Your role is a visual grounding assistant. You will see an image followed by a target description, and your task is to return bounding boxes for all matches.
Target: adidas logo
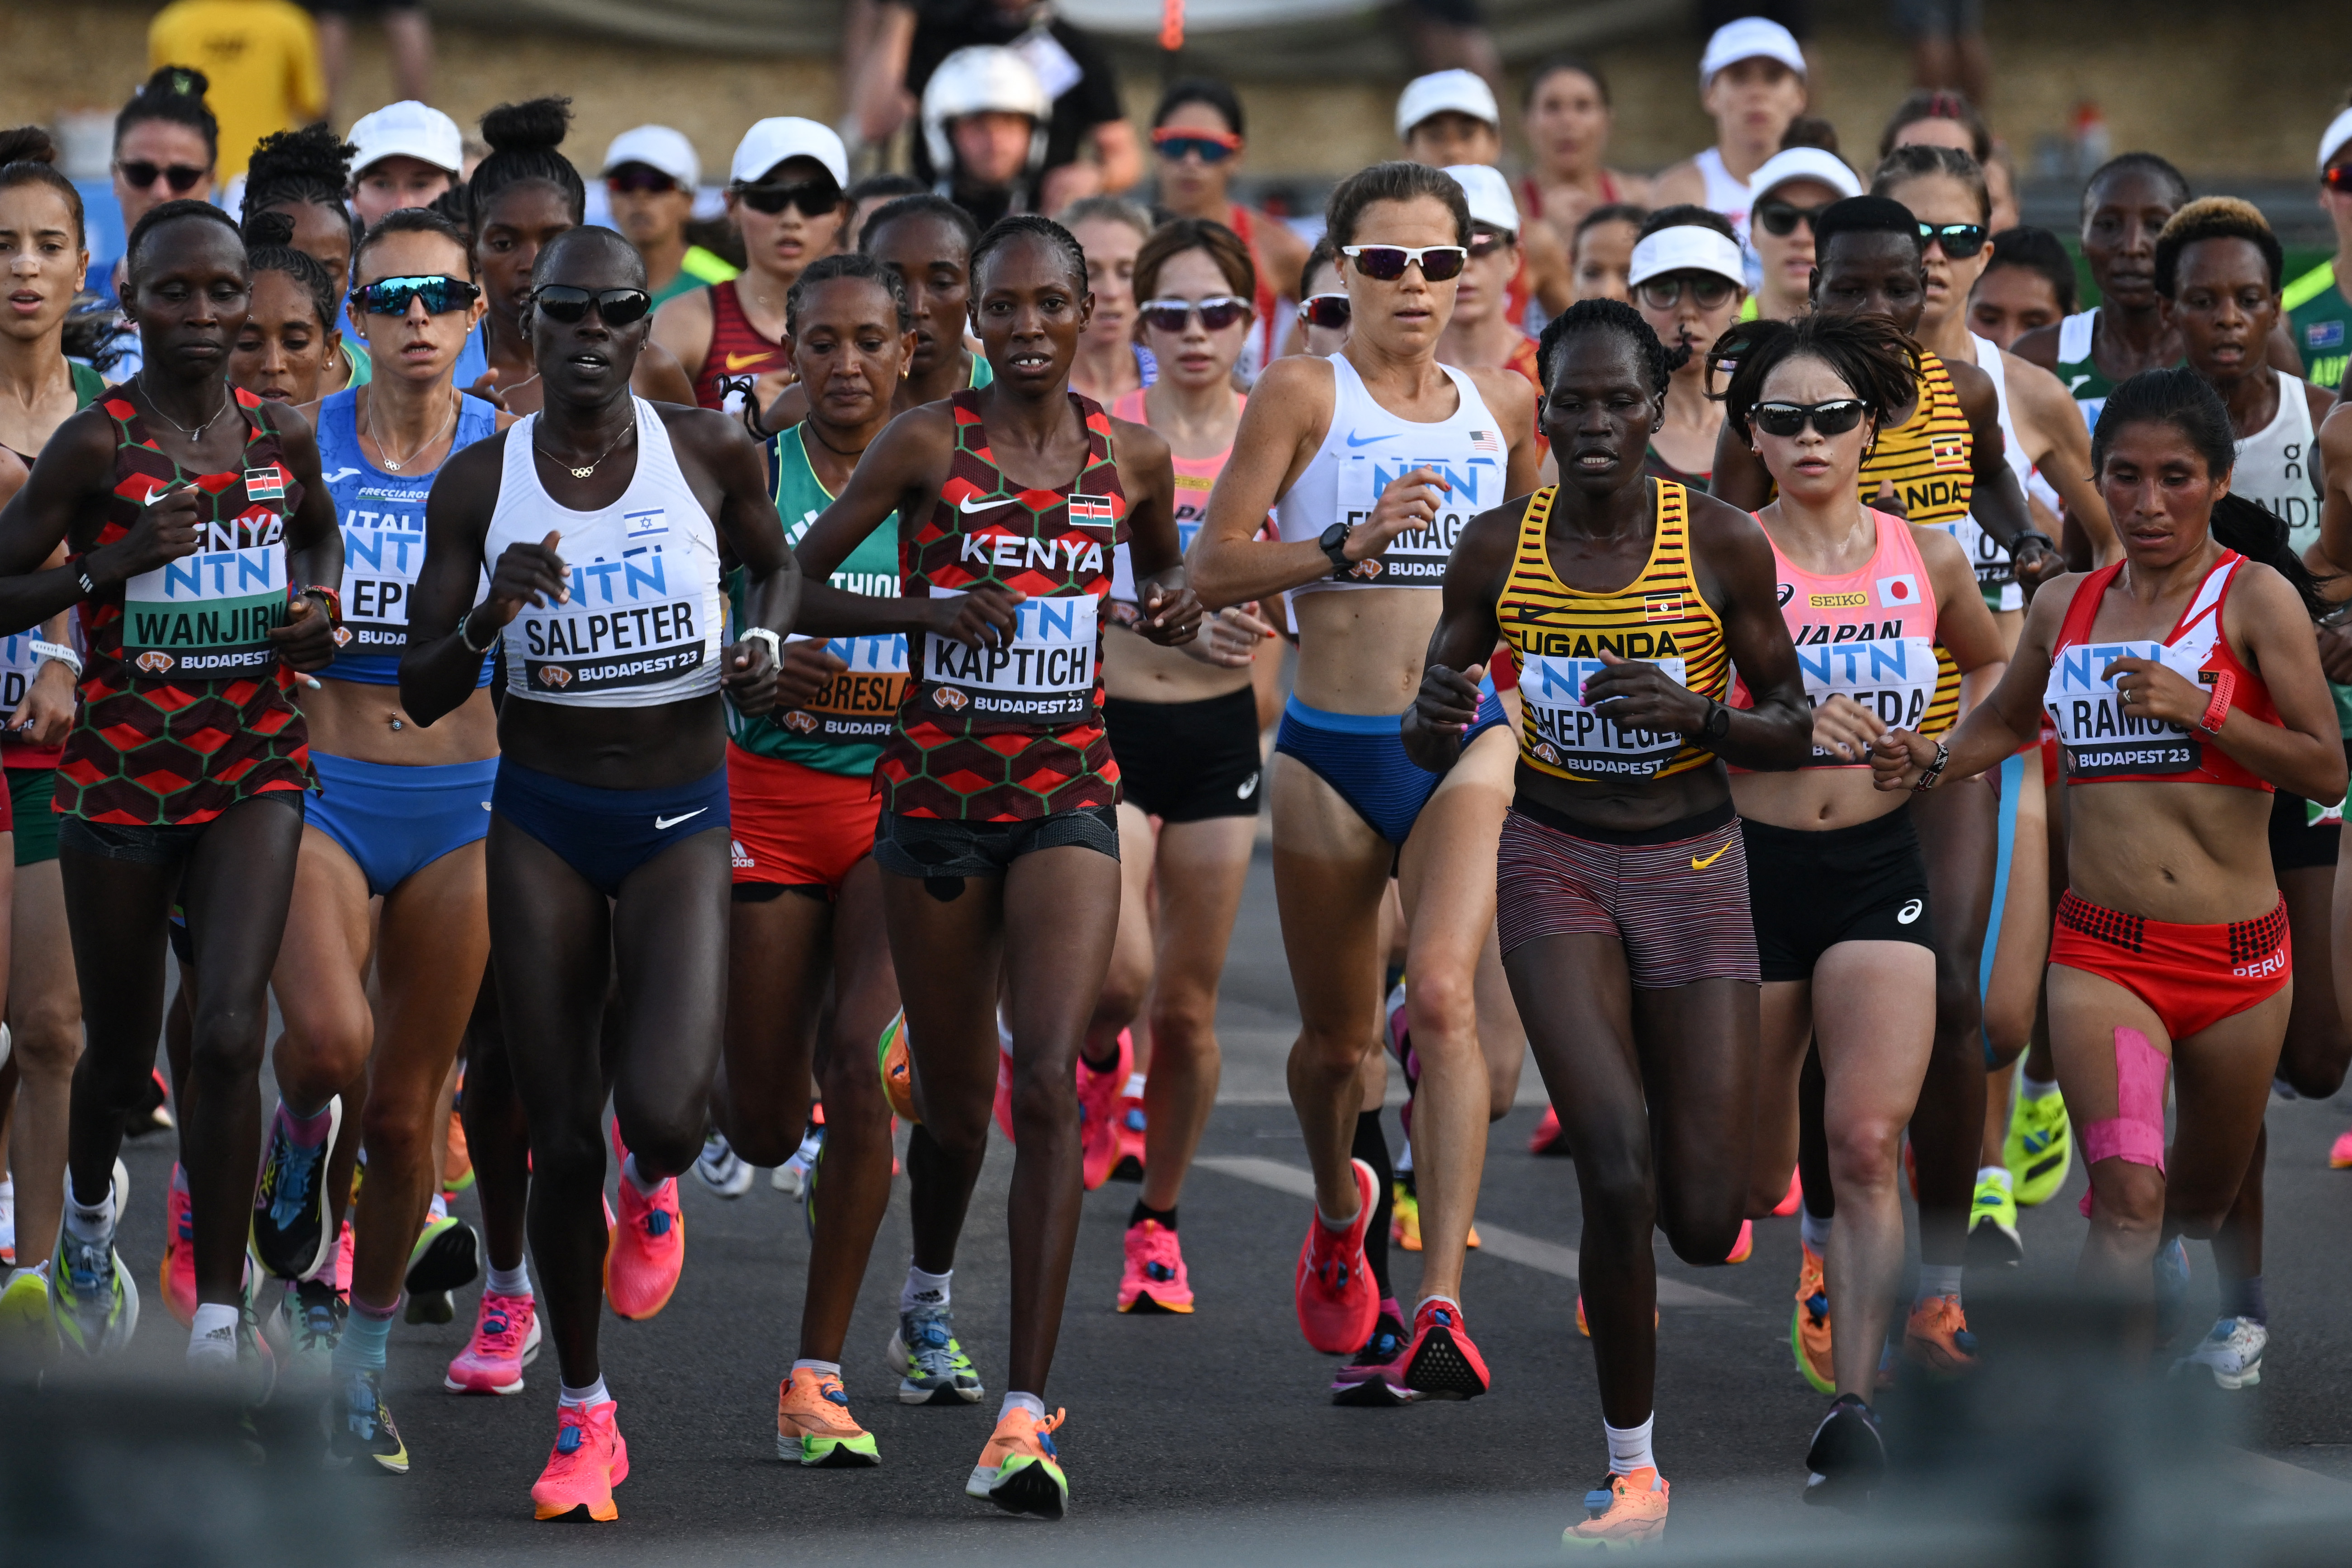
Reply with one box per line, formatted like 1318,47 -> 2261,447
731,839 -> 754,869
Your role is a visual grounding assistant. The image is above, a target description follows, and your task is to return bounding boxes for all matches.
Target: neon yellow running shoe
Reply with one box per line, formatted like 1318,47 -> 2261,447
2004,1086 -> 2072,1207
1391,1181 -> 1421,1252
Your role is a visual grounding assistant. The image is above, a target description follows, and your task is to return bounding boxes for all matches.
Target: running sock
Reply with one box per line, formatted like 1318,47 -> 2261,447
1799,1209 -> 1832,1255
999,1390 -> 1046,1424
620,1154 -> 662,1196
275,1098 -> 336,1146
2020,1072 -> 2060,1101
1917,1264 -> 1964,1305
902,1265 -> 951,1314
486,1261 -> 534,1299
2225,1274 -> 2267,1326
64,1180 -> 113,1243
791,1358 -> 843,1381
188,1304 -> 238,1366
1316,1200 -> 1360,1233
1604,1414 -> 1657,1476
1395,1137 -> 1416,1176
559,1376 -> 611,1410
1978,1165 -> 2013,1193
1352,1109 -> 1395,1300
335,1297 -> 398,1374
428,1191 -> 450,1222
1128,1200 -> 1176,1231
1121,1072 -> 1146,1100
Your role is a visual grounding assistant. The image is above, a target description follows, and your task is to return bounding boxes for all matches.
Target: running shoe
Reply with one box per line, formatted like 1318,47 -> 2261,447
1771,1167 -> 1803,1218
50,1200 -> 138,1359
1112,1086 -> 1146,1181
1528,1105 -> 1572,1157
605,1174 -> 685,1322
966,1405 -> 1067,1520
1391,1179 -> 1422,1252
406,1213 -> 482,1295
1330,1305 -> 1413,1406
1077,1030 -> 1131,1192
1902,1294 -> 1977,1374
1790,1242 -> 1834,1395
2152,1236 -> 2192,1351
1295,1157 -> 1379,1354
1402,1297 -> 1489,1400
0,1180 -> 14,1267
1573,1295 -> 1655,1337
1116,1218 -> 1193,1314
333,1219 -> 354,1297
878,1011 -> 917,1123
1725,1219 -> 1753,1264
327,1366 -> 411,1474
2173,1316 -> 2266,1390
162,1166 -> 198,1327
250,1097 -> 344,1281
993,1022 -> 1016,1143
126,1066 -> 175,1136
2004,1087 -> 2073,1207
1967,1171 -> 2023,1269
532,1399 -> 628,1522
2331,1128 -> 2352,1170
772,1124 -> 823,1198
776,1368 -> 881,1466
1563,1468 -> 1668,1550
443,1106 -> 474,1195
890,1303 -> 984,1403
288,1275 -> 347,1388
445,1290 -> 541,1394
1803,1393 -> 1885,1509
693,1130 -> 756,1199
0,1262 -> 57,1367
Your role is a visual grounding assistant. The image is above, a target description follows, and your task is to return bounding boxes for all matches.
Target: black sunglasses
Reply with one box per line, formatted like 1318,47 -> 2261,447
1139,296 -> 1251,334
1750,398 -> 1868,439
1297,293 -> 1350,330
1637,274 -> 1738,311
354,274 -> 482,317
734,179 -> 842,217
608,167 -> 681,195
1755,198 -> 1832,237
1917,222 -> 1988,259
2323,165 -> 2352,194
1342,244 -> 1469,283
118,160 -> 207,193
531,285 -> 653,326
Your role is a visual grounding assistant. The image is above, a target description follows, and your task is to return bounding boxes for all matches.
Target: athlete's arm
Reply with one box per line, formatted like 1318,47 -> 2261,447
1400,494 -> 1519,773
399,437 -> 515,726
0,406 -> 123,634
1520,222 -> 1575,317
1646,159 -> 1706,210
2182,562 -> 2346,803
1706,417 -> 1773,512
1949,357 -> 2059,590
2317,404 -> 2352,575
2003,349 -> 2117,564
1465,365 -> 1544,497
633,342 -> 699,407
1915,524 -> 2006,678
1110,416 -> 1202,646
678,406 -> 803,715
2008,320 -> 2062,375
256,402 -> 345,674
650,287 -> 715,386
1875,574 -> 2078,790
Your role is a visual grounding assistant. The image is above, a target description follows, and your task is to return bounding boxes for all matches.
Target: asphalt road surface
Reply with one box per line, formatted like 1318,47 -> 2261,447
56,840 -> 2352,1564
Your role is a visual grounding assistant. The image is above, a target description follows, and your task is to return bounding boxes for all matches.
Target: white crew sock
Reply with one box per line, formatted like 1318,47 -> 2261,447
1799,1209 -> 1831,1254
1121,1072 -> 1146,1099
486,1261 -> 533,1299
559,1376 -> 610,1409
64,1178 -> 113,1243
1395,1138 -> 1415,1176
791,1358 -> 842,1381
1917,1264 -> 1964,1304
187,1303 -> 238,1366
902,1265 -> 951,1314
428,1190 -> 450,1222
1978,1165 -> 2012,1190
2020,1073 -> 2059,1101
999,1390 -> 1045,1424
1605,1414 -> 1656,1475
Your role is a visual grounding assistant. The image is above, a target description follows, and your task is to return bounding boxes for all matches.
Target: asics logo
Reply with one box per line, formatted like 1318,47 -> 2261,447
1690,844 -> 1729,871
1345,431 -> 1396,448
1237,771 -> 1259,798
1897,898 -> 1923,925
655,809 -> 708,830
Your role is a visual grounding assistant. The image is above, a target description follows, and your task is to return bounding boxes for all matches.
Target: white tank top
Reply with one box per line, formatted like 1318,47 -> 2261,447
486,396 -> 723,707
1272,353 -> 1506,598
1695,148 -> 1764,289
1955,332 -> 2031,611
2234,372 -> 2321,558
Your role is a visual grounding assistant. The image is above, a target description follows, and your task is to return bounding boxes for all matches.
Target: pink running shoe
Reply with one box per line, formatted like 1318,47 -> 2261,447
1116,1218 -> 1193,1313
1772,1167 -> 1804,1217
1726,1219 -> 1754,1264
2331,1128 -> 2352,1169
332,1220 -> 354,1298
532,1399 -> 629,1522
1528,1106 -> 1572,1157
604,1123 -> 685,1321
1078,1030 -> 1132,1191
445,1290 -> 542,1394
161,1164 -> 198,1328
992,1020 -> 1016,1143
1295,1157 -> 1379,1354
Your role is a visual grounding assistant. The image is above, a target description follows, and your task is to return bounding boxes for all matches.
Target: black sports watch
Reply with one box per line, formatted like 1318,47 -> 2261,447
1318,521 -> 1355,577
1700,699 -> 1732,741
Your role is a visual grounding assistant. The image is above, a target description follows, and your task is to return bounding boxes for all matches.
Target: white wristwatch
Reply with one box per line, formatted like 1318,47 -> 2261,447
31,639 -> 81,680
740,626 -> 783,667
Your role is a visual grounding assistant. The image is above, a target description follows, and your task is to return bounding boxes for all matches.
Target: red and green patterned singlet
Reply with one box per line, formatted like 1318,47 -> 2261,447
878,389 -> 1126,821
58,389 -> 313,825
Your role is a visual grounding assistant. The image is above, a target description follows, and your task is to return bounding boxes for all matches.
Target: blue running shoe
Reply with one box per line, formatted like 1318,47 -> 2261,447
250,1098 -> 343,1281
889,1304 -> 983,1404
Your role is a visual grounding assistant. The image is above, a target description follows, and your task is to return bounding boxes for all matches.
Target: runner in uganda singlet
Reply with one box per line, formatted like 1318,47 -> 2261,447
878,389 -> 1125,821
1858,350 -> 1973,737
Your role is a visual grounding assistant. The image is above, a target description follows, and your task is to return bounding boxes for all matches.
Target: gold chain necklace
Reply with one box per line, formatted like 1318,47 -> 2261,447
364,389 -> 458,472
535,416 -> 634,479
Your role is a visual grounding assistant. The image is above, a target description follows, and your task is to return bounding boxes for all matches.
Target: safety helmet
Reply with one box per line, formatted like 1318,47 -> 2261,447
922,46 -> 1051,181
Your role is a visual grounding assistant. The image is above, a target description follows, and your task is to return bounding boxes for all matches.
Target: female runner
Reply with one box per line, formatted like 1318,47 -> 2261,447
1403,298 -> 1810,1545
2012,154 -> 2195,430
229,214 -> 343,409
1518,57 -> 1650,253
1714,311 -> 2002,1497
790,214 -> 1197,1518
1877,90 -> 2017,236
1146,78 -> 1311,382
1967,226 -> 2076,351
0,198 -> 341,1367
1192,161 -> 1540,1400
241,126 -> 368,395
1061,196 -> 1151,404
96,69 -> 218,380
1627,207 -> 1745,491
1570,205 -> 1643,308
1745,147 -> 1860,326
1873,368 -> 2344,1356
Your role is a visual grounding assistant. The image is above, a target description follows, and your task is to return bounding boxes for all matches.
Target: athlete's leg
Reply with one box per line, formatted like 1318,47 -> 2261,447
1639,981 -> 1759,1267
268,831 -> 376,1125
714,888 -> 828,1167
1473,926 -> 1526,1119
1906,777 -> 1997,1276
1981,765 -> 2050,1075
1134,813 -> 1254,1211
2275,863 -> 2351,1097
460,973 -> 529,1278
608,832 -> 734,1182
883,872 -> 1006,1279
6,859 -> 80,1270
2164,995 -> 2291,1243
1086,803 -> 1157,1062
1747,981 -> 1813,1216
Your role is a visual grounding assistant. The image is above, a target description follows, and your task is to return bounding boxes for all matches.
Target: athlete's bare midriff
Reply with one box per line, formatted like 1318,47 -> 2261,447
1732,765 -> 1910,833
304,678 -> 498,766
1289,587 -> 1442,714
2063,780 -> 2278,924
1100,621 -> 1252,704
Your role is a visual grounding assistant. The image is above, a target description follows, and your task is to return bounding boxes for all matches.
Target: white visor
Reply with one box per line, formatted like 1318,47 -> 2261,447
1627,226 -> 1746,289
2320,106 -> 2352,173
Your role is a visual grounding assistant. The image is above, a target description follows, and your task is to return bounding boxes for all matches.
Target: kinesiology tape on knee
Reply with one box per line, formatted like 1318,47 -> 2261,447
2081,1026 -> 2168,1172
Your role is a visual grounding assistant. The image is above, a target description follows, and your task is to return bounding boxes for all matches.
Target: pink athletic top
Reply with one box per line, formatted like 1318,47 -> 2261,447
1106,387 -> 1241,614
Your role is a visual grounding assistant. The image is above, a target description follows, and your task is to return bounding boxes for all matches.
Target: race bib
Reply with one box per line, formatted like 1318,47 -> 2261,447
1110,514 -> 1204,613
923,594 -> 1097,722
513,546 -> 717,695
1933,516 -> 2013,591
1792,633 -> 1938,766
336,488 -> 432,654
775,631 -> 909,744
2044,637 -> 2209,779
0,628 -> 44,710
1518,653 -> 1691,779
1334,449 -> 1500,587
121,507 -> 289,678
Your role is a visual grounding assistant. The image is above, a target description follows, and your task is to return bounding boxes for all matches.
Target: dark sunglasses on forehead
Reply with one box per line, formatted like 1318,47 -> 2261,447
118,160 -> 206,193
1637,274 -> 1738,311
1754,197 -> 1832,237
1138,296 -> 1252,333
607,167 -> 681,195
1917,221 -> 1989,259
1343,244 -> 1469,282
530,285 -> 653,326
354,274 -> 482,317
734,178 -> 842,217
1152,127 -> 1242,165
1297,293 -> 1351,329
1750,398 -> 1868,439
2324,165 -> 2352,194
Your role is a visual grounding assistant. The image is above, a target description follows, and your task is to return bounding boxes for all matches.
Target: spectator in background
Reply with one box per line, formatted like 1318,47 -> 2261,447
347,100 -> 463,230
1967,225 -> 2075,350
1569,203 -> 1643,305
919,44 -> 1054,227
1396,70 -> 1572,321
1651,17 -> 1809,241
2286,100 -> 2352,393
601,126 -> 740,307
1881,89 -> 2016,233
1149,78 -> 1310,383
1397,0 -> 1502,94
1743,142 -> 1860,322
850,0 -> 1138,213
1518,56 -> 1650,255
148,0 -> 325,181
1893,0 -> 1988,108
305,0 -> 433,121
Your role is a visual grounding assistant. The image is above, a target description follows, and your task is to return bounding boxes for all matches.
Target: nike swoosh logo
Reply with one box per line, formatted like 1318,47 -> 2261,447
1345,432 -> 1396,448
723,351 -> 770,372
1690,844 -> 1729,870
958,495 -> 1009,513
2067,375 -> 2092,392
655,809 -> 708,830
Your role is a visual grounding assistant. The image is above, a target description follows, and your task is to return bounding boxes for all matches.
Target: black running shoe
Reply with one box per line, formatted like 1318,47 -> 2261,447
1803,1393 -> 1885,1509
250,1099 -> 343,1280
326,1367 -> 411,1474
405,1214 -> 482,1295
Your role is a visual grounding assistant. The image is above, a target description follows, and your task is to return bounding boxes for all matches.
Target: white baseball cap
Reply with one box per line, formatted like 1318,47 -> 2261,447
1443,165 -> 1518,236
730,117 -> 849,188
1698,17 -> 1808,91
1747,146 -> 1861,209
346,100 -> 463,178
1396,70 -> 1499,140
2319,106 -> 2352,173
602,125 -> 699,188
1628,224 -> 1747,289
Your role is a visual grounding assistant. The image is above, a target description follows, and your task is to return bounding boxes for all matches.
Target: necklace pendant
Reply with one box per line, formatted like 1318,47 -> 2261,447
568,464 -> 593,478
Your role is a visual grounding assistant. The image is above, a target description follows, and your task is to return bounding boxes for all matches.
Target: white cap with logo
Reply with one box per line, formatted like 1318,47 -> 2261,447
1396,70 -> 1500,140
347,100 -> 463,178
1698,17 -> 1808,91
1443,165 -> 1518,236
602,125 -> 699,188
731,117 -> 849,188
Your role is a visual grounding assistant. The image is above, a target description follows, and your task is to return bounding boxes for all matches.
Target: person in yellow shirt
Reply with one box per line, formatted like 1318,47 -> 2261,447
148,0 -> 326,181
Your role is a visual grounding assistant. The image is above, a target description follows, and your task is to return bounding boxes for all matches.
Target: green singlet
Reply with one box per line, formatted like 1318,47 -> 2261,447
2284,259 -> 2351,393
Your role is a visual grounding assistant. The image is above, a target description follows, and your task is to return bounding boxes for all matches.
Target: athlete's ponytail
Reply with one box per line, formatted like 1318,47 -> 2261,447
242,209 -> 340,335
2210,495 -> 2334,622
0,125 -> 85,250
468,98 -> 584,230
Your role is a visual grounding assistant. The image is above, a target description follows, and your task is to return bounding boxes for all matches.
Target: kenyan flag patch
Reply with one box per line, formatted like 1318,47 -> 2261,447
243,466 -> 286,502
1068,494 -> 1115,522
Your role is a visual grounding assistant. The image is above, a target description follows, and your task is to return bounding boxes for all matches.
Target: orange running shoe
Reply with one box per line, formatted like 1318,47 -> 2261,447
966,1405 -> 1067,1519
1902,1293 -> 1978,1374
1772,1167 -> 1803,1217
1294,1157 -> 1379,1353
1725,1219 -> 1753,1264
775,1368 -> 880,1466
1563,1467 -> 1669,1550
2331,1127 -> 2352,1169
444,1107 -> 475,1195
531,1399 -> 628,1521
1077,1031 -> 1131,1191
162,1165 -> 198,1328
603,1125 -> 685,1322
1575,1295 -> 1656,1338
1116,1219 -> 1193,1313
1790,1242 -> 1833,1394
877,1011 -> 917,1124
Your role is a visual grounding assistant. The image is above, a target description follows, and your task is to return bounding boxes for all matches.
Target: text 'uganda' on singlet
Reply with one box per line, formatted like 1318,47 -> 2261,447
62,388 -> 312,825
728,423 -> 907,778
1729,508 -> 1939,764
1105,387 -> 1244,622
1494,480 -> 1730,782
879,389 -> 1124,821
1273,354 -> 1505,594
2043,549 -> 2277,790
316,386 -> 500,686
485,397 -> 722,706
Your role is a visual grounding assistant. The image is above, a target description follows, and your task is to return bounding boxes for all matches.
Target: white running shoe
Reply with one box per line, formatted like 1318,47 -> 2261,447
693,1131 -> 756,1199
771,1126 -> 823,1196
2174,1316 -> 2266,1390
